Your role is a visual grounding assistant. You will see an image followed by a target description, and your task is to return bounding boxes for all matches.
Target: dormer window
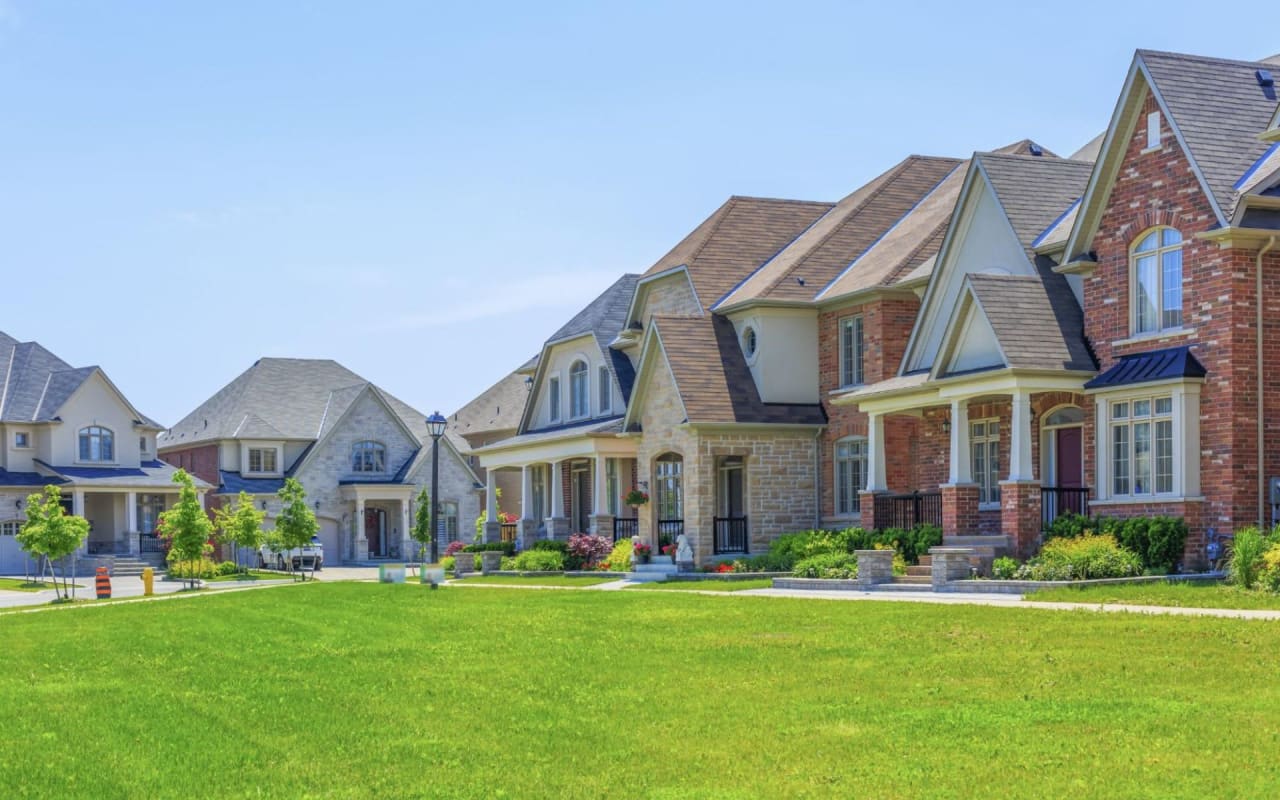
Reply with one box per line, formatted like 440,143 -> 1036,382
548,376 -> 561,423
570,360 -> 589,419
742,326 -> 758,359
78,426 -> 114,462
1132,227 -> 1183,334
14,432 -> 29,449
351,440 -> 386,473
248,448 -> 277,473
1145,111 -> 1161,150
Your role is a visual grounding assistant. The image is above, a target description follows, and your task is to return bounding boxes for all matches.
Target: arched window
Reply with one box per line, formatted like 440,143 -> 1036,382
351,440 -> 386,473
742,326 -> 758,359
1132,227 -> 1182,334
569,360 -> 589,418
78,426 -> 114,462
834,436 -> 868,515
654,453 -> 683,521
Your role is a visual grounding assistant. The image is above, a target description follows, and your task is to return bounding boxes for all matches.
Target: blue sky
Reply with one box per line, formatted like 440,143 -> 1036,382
0,1 -> 1272,427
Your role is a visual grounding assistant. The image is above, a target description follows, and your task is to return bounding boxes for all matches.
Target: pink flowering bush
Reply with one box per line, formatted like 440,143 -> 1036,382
444,540 -> 467,557
567,533 -> 612,568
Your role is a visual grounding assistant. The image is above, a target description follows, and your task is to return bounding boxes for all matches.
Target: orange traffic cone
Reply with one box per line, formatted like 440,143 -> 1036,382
95,566 -> 111,599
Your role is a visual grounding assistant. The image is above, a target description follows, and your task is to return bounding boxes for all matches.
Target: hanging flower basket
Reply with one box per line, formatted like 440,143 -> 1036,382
624,488 -> 649,508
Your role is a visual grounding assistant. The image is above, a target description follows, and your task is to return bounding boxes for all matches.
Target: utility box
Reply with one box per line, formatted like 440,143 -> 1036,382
1271,477 -> 1280,526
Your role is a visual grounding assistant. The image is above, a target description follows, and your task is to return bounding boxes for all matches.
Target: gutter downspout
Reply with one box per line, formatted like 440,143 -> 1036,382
814,427 -> 824,530
1259,236 -> 1277,528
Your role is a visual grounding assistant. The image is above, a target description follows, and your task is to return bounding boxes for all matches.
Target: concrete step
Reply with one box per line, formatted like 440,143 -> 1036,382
917,555 -> 933,567
892,575 -> 932,585
905,565 -> 931,577
632,562 -> 678,575
626,572 -> 670,583
869,582 -> 934,592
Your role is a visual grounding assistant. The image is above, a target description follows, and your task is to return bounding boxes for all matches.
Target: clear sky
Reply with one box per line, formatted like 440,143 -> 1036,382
1,1 -> 1273,427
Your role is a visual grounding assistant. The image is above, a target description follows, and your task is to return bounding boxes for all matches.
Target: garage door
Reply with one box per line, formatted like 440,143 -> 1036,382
1,522 -> 27,575
316,518 -> 340,566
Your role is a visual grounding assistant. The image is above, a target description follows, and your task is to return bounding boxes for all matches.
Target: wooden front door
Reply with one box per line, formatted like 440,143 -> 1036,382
365,508 -> 385,557
1055,427 -> 1083,487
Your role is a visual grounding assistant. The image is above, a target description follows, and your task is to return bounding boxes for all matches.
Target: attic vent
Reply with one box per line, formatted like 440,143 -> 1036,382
1259,69 -> 1275,88
795,277 -> 805,286
1028,143 -> 1044,156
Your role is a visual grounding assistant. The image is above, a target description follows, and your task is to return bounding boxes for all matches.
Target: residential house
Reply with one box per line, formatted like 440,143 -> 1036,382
448,362 -> 538,522
158,358 -> 481,563
0,331 -> 201,573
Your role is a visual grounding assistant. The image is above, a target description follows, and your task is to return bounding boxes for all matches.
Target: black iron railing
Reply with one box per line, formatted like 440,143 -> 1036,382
872,491 -> 942,531
657,519 -> 684,542
500,523 -> 518,543
713,516 -> 748,555
613,517 -> 639,542
1041,487 -> 1090,527
139,533 -> 165,553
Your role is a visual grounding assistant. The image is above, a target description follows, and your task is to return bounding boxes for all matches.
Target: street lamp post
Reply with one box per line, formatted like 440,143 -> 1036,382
425,411 -> 447,564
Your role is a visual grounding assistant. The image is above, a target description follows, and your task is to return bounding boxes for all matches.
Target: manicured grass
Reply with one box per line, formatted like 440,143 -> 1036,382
1028,580 -> 1280,610
203,570 -> 294,583
628,578 -> 774,591
0,578 -> 78,592
453,574 -> 617,587
3,584 -> 1280,797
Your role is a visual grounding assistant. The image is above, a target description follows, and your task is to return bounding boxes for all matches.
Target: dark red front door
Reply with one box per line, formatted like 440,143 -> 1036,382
365,509 -> 382,556
1056,428 -> 1083,488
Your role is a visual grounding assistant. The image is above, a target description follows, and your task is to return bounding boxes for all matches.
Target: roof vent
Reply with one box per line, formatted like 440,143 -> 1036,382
796,277 -> 806,286
1258,69 -> 1275,88
1028,143 -> 1044,156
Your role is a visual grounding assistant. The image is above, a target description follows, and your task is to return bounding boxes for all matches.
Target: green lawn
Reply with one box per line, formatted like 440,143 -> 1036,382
203,570 -> 295,583
453,574 -> 618,587
2,584 -> 1280,797
628,578 -> 774,592
1028,580 -> 1280,610
0,578 -> 76,592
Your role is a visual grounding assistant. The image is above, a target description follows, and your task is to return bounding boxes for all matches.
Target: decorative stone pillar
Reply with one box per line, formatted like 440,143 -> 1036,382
854,549 -> 894,587
125,491 -> 138,555
1000,481 -> 1042,559
858,491 -> 883,532
518,518 -> 539,549
480,551 -> 503,575
483,520 -> 503,544
454,550 -> 476,576
355,498 -> 368,561
929,546 -> 975,588
545,517 -> 571,540
940,483 -> 979,539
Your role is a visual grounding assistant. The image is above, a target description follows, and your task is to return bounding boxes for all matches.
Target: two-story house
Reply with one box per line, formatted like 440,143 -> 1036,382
158,357 -> 481,564
0,331 -> 201,574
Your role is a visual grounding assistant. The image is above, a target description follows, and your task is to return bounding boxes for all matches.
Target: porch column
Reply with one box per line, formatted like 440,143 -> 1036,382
518,464 -> 538,547
355,497 -> 368,561
1001,389 -> 1041,558
942,399 -> 978,538
948,399 -> 971,484
483,470 -> 501,544
126,491 -> 139,555
547,460 -> 569,540
72,488 -> 85,517
402,500 -> 412,559
591,454 -> 613,538
866,413 -> 888,492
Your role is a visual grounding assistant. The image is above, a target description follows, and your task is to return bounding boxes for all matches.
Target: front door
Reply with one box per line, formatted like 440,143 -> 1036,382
1055,428 -> 1083,488
365,508 -> 385,557
571,463 -> 590,533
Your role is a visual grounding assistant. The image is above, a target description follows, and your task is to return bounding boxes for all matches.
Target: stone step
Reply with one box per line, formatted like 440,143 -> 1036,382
892,575 -> 932,585
626,572 -> 670,583
905,565 -> 931,577
917,555 -> 933,567
632,562 -> 678,575
946,535 -> 1013,551
869,582 -> 934,592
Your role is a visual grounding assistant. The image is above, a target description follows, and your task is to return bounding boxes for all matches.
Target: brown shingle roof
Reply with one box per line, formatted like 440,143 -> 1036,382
963,271 -> 1094,373
718,156 -> 962,308
652,315 -> 825,425
642,196 -> 834,311
977,153 -> 1093,261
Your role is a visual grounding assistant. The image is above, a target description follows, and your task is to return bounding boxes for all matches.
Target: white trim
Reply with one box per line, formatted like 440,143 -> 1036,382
1109,328 -> 1194,348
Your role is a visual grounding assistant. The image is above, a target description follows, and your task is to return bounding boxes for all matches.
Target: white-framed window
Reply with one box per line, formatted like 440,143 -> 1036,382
351,440 -> 386,473
438,501 -> 459,543
139,436 -> 148,454
834,436 -> 867,515
1145,110 -> 1161,150
248,448 -> 277,473
742,327 -> 758,360
1,521 -> 20,536
598,365 -> 612,415
569,360 -> 589,418
839,315 -> 865,387
531,465 -> 546,520
78,426 -> 114,462
654,453 -> 683,521
548,376 -> 561,423
14,432 -> 29,448
136,494 -> 165,534
606,458 -> 619,516
1132,227 -> 1183,335
1110,396 -> 1174,496
971,419 -> 1000,506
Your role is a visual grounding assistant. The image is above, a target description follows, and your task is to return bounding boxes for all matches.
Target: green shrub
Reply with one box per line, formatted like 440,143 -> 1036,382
463,542 -> 516,556
1045,511 -> 1093,540
791,553 -> 858,579
440,556 -> 456,572
532,540 -> 568,552
500,556 -> 517,570
1015,535 -> 1142,581
605,538 -> 632,572
512,549 -> 564,571
1229,526 -> 1274,589
1116,516 -> 1188,573
1258,542 -> 1280,593
167,558 -> 218,580
215,560 -> 238,577
991,556 -> 1019,580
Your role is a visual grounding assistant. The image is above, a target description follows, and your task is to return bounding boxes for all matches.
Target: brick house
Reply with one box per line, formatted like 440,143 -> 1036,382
158,358 -> 481,564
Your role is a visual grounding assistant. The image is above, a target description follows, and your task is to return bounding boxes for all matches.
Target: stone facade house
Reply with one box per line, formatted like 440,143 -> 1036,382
448,362 -> 538,521
158,358 -> 481,564
0,331 -> 205,574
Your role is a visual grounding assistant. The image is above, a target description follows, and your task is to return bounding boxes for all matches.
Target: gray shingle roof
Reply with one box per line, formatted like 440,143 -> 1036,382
963,267 -> 1095,373
0,332 -> 161,427
976,154 -> 1093,261
1139,50 -> 1279,217
449,368 -> 533,447
545,273 -> 641,403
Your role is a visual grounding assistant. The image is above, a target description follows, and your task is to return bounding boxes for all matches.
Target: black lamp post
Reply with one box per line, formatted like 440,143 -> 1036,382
425,411 -> 447,564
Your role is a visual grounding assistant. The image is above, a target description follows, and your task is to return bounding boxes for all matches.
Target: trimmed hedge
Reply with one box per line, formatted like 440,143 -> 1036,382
740,524 -> 942,573
1045,513 -> 1188,572
463,542 -> 516,557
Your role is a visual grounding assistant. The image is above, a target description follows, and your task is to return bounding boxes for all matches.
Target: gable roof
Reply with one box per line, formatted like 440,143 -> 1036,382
0,332 -> 162,428
716,156 -> 963,308
545,273 -> 640,404
641,196 -> 835,312
639,315 -> 825,426
959,272 -> 1095,373
449,367 -> 532,445
976,153 -> 1094,260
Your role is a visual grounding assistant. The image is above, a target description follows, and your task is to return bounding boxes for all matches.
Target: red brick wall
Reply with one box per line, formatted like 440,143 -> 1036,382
158,444 -> 220,488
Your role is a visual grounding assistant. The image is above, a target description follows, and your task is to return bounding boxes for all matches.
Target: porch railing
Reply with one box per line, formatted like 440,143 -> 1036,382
872,491 -> 942,531
657,519 -> 684,543
139,533 -> 165,554
499,523 -> 518,543
713,516 -> 749,555
1041,486 -> 1090,527
613,517 -> 639,542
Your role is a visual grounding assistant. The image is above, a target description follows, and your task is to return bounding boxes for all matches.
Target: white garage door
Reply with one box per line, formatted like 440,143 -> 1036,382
1,522 -> 27,575
316,518 -> 340,566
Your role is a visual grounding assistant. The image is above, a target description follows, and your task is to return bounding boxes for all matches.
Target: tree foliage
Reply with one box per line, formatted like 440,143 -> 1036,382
160,469 -> 214,589
276,478 -> 319,581
411,486 -> 432,564
214,491 -> 266,572
16,484 -> 89,600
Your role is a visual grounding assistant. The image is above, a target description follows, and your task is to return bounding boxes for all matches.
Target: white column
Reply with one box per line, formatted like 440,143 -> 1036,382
485,470 -> 498,520
521,465 -> 533,518
593,455 -> 608,515
1008,390 -> 1034,481
197,491 -> 207,511
125,491 -> 138,533
866,414 -> 888,491
948,399 -> 972,484
550,461 -> 564,517
72,488 -> 85,517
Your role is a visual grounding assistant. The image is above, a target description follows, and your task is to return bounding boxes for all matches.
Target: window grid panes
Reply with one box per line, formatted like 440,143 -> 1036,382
598,366 -> 611,414
834,437 -> 868,515
1,521 -> 20,536
1132,228 -> 1182,334
654,455 -> 683,520
1111,395 -> 1173,497
78,427 -> 114,462
137,494 -> 165,534
548,377 -> 561,423
970,420 -> 1000,505
351,441 -> 386,473
839,315 -> 865,387
248,448 -> 277,473
14,432 -> 29,448
570,361 -> 589,418
438,501 -> 459,543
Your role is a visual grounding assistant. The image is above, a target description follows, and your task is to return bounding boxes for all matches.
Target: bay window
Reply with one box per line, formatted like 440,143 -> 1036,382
1110,396 -> 1173,496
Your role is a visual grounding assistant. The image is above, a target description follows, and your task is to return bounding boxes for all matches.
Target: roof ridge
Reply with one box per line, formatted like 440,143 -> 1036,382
1137,48 -> 1270,70
725,194 -> 834,207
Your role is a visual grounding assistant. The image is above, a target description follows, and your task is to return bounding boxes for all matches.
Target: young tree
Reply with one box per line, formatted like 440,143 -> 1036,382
16,485 -> 89,601
214,491 -> 266,573
160,469 -> 214,589
276,478 -> 319,581
410,486 -> 432,566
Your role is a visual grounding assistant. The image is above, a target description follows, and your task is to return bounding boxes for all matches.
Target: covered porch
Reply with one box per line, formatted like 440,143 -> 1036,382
338,483 -> 415,562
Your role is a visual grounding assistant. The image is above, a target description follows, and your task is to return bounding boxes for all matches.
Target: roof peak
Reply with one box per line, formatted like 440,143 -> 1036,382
1137,48 -> 1273,70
